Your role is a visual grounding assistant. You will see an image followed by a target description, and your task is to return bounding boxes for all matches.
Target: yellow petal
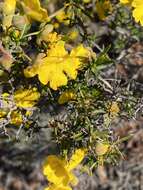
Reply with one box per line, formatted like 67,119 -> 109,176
43,155 -> 70,186
49,73 -> 68,91
131,0 -> 140,7
20,0 -> 49,22
14,88 -> 40,108
3,0 -> 16,28
70,44 -> 90,58
132,6 -> 143,26
67,149 -> 86,170
69,172 -> 78,186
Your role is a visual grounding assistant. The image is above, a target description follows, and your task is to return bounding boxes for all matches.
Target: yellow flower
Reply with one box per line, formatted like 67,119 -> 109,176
14,88 -> 40,108
24,41 -> 90,90
43,149 -> 86,190
96,0 -> 112,20
20,0 -> 49,22
2,0 -> 16,28
58,91 -> 76,104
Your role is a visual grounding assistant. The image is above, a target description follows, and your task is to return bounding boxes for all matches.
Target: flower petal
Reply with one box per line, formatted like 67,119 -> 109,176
67,149 -> 86,170
20,0 -> 49,22
3,0 -> 16,28
43,155 -> 70,186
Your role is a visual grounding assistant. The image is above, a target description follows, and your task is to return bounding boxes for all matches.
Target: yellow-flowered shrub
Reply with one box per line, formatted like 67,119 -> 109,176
0,0 -> 141,189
